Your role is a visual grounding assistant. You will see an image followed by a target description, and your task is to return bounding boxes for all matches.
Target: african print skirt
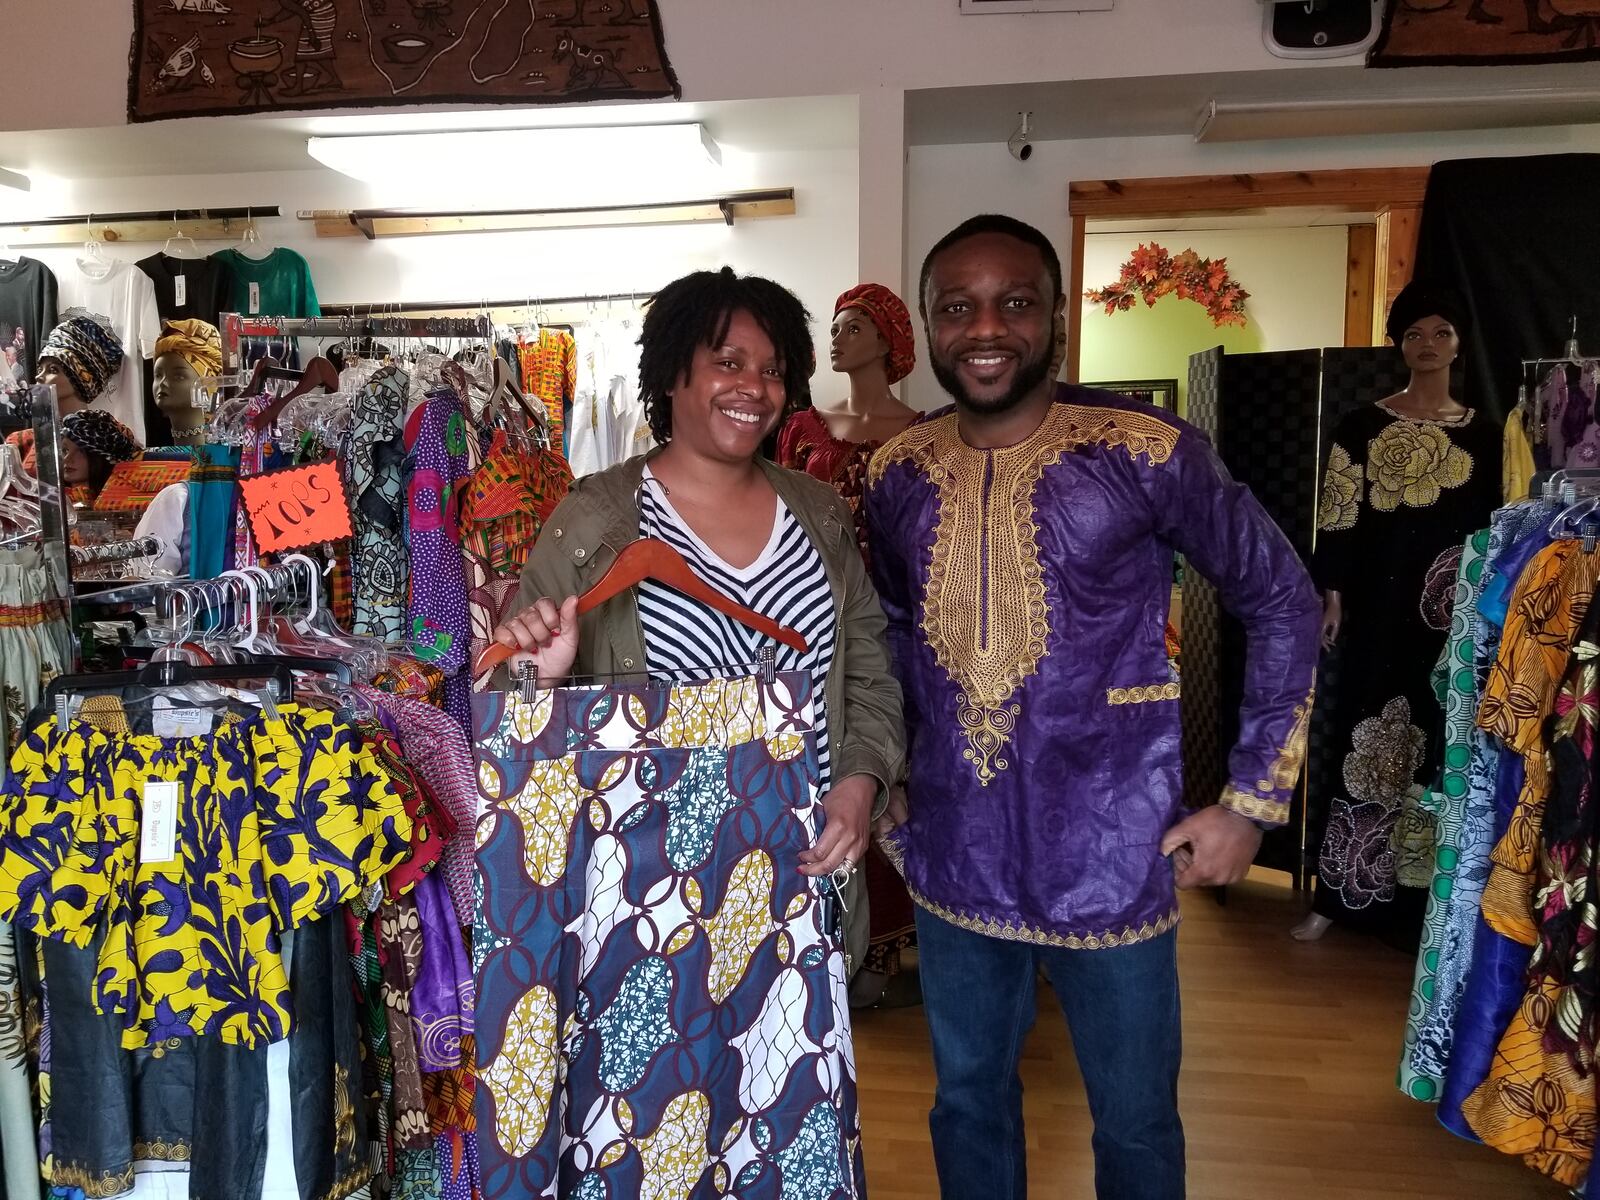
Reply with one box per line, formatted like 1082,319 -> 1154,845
473,672 -> 864,1199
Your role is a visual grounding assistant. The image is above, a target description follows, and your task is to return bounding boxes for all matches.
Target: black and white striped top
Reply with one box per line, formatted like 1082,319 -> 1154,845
637,470 -> 837,788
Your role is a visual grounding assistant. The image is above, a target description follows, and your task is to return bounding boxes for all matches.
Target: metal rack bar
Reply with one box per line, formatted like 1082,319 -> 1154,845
219,312 -> 494,373
318,291 -> 653,317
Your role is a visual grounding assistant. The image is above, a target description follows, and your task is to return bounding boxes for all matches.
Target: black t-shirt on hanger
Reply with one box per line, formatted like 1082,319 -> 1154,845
136,253 -> 234,327
0,256 -> 59,391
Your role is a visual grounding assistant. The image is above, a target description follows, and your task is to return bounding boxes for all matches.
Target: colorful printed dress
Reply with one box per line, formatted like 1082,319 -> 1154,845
1311,402 -> 1501,944
778,406 -> 918,982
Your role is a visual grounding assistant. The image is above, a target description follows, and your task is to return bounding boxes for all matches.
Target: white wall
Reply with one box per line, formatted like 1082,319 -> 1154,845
0,0 -> 1297,134
7,144 -> 858,361
900,120 -> 1600,408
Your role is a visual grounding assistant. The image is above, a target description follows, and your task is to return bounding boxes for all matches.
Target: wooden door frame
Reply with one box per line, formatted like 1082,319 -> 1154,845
1066,166 -> 1431,382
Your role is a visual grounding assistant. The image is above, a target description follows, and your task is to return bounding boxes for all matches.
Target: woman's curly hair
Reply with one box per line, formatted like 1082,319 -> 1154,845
638,267 -> 815,448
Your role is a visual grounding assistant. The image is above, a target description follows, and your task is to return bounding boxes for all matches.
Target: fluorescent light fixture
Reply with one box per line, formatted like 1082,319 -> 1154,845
0,167 -> 29,193
307,123 -> 720,189
1196,87 -> 1600,143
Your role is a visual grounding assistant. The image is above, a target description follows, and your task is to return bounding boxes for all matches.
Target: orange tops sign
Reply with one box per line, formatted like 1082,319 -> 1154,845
237,459 -> 353,554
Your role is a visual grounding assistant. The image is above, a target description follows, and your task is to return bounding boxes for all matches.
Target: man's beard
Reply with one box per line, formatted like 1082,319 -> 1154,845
930,345 -> 1053,416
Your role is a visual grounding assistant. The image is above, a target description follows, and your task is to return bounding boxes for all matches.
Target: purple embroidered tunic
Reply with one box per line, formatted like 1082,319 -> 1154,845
865,387 -> 1321,949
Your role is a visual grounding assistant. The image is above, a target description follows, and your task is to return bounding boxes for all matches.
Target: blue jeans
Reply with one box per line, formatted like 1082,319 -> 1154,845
915,908 -> 1186,1200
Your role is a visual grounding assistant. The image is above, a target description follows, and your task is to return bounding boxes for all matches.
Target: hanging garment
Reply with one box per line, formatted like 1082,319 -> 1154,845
232,392 -> 296,570
0,703 -> 412,1048
405,388 -> 474,733
187,443 -> 240,581
0,545 -> 69,757
1310,403 -> 1502,945
209,248 -> 321,319
57,258 -> 162,442
516,330 -> 575,456
473,675 -> 864,1199
136,253 -> 235,328
0,256 -> 58,391
349,366 -> 410,642
1399,528 -> 1490,1103
1502,408 -> 1535,503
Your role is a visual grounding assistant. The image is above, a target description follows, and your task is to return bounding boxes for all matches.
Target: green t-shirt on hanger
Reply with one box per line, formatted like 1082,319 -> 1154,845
209,247 -> 321,319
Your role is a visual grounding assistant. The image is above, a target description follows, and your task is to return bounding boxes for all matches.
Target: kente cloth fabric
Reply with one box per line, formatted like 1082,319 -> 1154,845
517,330 -> 576,456
460,434 -> 571,581
1399,529 -> 1490,1103
153,317 -> 221,379
40,313 -> 124,404
865,386 -> 1321,949
61,408 -> 143,466
0,703 -> 412,1048
360,685 -> 480,928
834,283 -> 916,385
1477,539 -> 1600,948
405,388 -> 475,732
187,442 -> 239,580
473,674 -> 864,1199
1310,404 -> 1501,943
92,454 -> 192,513
348,366 -> 410,643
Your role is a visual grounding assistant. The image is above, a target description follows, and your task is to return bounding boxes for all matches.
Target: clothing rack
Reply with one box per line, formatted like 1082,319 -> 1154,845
0,206 -> 282,247
70,537 -> 162,567
317,292 -> 654,323
219,312 -> 494,373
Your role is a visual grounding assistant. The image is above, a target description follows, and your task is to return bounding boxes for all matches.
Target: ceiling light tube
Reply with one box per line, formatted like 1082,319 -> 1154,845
1196,87 -> 1600,143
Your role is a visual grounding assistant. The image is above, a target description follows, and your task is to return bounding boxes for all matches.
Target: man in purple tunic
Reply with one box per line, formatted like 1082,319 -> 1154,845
865,215 -> 1321,1199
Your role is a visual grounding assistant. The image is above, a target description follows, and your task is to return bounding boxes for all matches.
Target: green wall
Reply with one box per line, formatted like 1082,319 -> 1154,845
1077,294 -> 1264,419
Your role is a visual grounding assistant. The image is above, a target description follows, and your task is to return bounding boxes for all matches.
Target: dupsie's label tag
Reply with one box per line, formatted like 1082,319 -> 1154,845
141,781 -> 180,864
174,275 -> 187,308
248,281 -> 261,314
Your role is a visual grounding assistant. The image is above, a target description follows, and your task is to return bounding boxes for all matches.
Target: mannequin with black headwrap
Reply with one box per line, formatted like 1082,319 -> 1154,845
1293,282 -> 1502,943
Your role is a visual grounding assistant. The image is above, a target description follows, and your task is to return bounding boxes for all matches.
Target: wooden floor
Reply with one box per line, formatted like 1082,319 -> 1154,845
853,871 -> 1562,1199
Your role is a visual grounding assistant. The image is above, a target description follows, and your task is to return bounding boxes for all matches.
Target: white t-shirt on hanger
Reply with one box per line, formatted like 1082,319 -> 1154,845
57,257 -> 161,443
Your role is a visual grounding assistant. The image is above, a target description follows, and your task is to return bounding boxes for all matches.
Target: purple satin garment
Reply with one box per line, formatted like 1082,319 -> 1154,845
410,871 -> 472,1072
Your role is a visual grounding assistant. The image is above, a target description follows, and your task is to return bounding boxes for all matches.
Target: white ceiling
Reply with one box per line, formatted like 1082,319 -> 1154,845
0,95 -> 859,180
906,61 -> 1600,146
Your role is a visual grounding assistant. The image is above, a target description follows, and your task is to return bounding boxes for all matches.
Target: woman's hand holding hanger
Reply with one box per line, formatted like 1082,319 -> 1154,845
492,595 -> 580,687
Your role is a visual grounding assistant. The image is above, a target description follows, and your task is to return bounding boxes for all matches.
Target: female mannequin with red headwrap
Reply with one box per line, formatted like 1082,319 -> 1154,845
778,282 -> 921,1008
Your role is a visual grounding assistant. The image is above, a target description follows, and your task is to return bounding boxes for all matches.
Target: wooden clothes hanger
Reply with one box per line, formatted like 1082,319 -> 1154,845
248,355 -> 339,430
474,537 -> 809,679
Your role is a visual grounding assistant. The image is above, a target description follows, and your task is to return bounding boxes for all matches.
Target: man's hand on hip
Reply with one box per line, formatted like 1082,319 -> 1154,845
1159,805 -> 1263,889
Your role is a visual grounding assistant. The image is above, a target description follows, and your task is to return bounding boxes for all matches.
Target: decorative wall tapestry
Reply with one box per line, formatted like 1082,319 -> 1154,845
1086,243 -> 1250,329
1371,1 -> 1600,67
129,0 -> 679,123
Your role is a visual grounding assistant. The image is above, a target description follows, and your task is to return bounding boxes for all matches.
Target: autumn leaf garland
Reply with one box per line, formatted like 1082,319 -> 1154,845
1086,242 -> 1250,328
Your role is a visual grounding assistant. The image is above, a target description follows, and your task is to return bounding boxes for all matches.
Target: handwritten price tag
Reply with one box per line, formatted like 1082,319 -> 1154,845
238,459 -> 353,554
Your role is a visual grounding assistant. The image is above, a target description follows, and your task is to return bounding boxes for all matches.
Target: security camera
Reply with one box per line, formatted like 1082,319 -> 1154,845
1007,112 -> 1033,162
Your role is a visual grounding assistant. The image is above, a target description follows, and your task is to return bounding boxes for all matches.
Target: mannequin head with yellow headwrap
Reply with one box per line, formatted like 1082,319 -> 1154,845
153,319 -> 221,442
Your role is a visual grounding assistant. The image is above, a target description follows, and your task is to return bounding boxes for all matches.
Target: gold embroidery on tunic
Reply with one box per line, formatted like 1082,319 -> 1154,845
1107,682 -> 1182,705
871,405 -> 1183,783
909,889 -> 1181,950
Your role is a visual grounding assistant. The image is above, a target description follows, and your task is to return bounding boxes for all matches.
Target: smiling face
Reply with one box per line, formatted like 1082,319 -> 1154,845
829,306 -> 888,375
668,308 -> 787,465
1399,314 -> 1460,374
924,231 -> 1060,417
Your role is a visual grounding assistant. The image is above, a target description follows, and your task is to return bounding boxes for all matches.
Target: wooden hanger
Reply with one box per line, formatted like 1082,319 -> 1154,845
248,355 -> 340,430
485,355 -> 549,434
474,537 -> 809,678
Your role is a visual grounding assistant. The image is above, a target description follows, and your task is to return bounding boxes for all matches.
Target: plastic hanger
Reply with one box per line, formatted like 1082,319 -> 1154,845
79,215 -> 111,272
164,212 -> 200,261
474,537 -> 808,679
248,355 -> 338,430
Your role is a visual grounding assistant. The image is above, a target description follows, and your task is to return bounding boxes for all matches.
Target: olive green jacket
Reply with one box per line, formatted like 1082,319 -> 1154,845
513,449 -> 907,812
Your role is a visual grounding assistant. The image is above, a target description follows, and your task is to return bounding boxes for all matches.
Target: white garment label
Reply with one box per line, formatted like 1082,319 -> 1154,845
141,781 -> 180,864
174,274 -> 187,307
152,701 -> 214,739
248,281 -> 261,314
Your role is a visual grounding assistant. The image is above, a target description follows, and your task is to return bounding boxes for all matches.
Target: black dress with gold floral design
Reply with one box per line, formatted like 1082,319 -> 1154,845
1311,401 -> 1501,943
